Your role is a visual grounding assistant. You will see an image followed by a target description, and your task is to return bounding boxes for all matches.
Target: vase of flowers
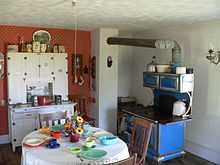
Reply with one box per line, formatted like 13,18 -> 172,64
68,110 -> 84,142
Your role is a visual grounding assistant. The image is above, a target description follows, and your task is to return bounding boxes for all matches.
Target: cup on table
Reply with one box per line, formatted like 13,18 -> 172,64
51,131 -> 61,139
83,123 -> 91,131
82,123 -> 92,138
48,138 -> 58,148
85,139 -> 95,148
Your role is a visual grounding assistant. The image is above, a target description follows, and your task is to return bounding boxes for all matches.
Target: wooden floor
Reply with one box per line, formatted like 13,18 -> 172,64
0,144 -> 217,165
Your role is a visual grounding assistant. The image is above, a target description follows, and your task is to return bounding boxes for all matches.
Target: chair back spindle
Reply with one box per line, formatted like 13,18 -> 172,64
39,111 -> 67,128
130,118 -> 153,165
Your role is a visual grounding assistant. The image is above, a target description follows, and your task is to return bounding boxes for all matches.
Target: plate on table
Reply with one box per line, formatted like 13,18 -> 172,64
80,149 -> 107,160
24,138 -> 45,147
69,147 -> 81,154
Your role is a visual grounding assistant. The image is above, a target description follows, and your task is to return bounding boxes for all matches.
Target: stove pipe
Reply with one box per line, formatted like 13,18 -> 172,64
107,37 -> 182,65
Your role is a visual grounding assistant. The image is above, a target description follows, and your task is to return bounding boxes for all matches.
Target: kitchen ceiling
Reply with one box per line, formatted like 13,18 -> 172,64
0,0 -> 220,31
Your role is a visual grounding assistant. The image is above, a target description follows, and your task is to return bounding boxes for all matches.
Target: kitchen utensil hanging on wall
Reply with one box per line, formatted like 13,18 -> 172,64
90,56 -> 96,91
0,52 -> 5,79
91,56 -> 96,79
73,54 -> 84,86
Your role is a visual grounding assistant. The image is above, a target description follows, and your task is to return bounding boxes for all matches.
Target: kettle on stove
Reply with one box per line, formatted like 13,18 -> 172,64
173,101 -> 186,116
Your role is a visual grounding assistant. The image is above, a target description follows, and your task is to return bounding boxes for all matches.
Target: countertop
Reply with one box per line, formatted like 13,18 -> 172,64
120,105 -> 191,124
8,102 -> 76,113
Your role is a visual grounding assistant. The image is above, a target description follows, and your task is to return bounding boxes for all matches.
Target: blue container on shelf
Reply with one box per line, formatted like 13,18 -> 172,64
99,136 -> 118,145
170,63 -> 180,73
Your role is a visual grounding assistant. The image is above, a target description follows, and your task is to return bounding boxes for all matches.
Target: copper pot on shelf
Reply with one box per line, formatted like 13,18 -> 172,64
37,96 -> 53,106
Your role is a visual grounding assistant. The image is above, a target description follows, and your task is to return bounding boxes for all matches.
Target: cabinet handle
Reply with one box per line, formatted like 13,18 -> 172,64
13,139 -> 16,142
34,128 -> 37,131
24,57 -> 27,60
12,122 -> 15,126
51,72 -> 54,75
8,57 -> 11,60
25,114 -> 32,117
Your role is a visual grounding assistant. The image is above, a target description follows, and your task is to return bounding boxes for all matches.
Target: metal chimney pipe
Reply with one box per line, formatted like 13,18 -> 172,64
107,37 -> 182,65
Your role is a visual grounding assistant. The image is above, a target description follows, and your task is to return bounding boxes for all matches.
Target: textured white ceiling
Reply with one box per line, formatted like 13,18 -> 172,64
0,0 -> 220,31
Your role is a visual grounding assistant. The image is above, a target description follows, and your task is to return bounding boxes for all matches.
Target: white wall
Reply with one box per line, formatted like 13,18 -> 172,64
90,29 -> 100,123
118,32 -> 133,97
91,28 -> 119,134
131,20 -> 220,164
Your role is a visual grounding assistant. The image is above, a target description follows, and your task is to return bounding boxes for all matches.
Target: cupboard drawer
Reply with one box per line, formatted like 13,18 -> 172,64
13,112 -> 37,120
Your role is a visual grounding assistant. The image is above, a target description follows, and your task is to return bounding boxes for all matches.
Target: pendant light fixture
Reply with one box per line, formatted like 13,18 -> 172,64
72,0 -> 84,86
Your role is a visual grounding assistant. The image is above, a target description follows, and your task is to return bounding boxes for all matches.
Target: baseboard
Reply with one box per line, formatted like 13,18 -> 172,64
185,140 -> 220,165
0,134 -> 10,144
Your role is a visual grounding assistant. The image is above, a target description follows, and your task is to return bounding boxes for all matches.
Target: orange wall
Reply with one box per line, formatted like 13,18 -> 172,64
0,25 -> 91,135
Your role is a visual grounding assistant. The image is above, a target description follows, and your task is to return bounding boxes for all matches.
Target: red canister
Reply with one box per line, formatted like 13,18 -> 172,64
37,96 -> 53,106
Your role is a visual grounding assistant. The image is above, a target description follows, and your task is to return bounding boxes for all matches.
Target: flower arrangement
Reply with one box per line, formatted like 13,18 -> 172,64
64,110 -> 85,140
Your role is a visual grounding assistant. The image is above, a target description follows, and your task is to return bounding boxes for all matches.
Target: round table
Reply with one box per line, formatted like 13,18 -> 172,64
21,128 -> 130,165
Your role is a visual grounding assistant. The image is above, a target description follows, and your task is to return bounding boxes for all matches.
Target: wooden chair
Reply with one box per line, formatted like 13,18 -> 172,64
68,94 -> 96,126
39,111 -> 67,128
110,153 -> 137,165
129,118 -> 153,165
117,112 -> 127,135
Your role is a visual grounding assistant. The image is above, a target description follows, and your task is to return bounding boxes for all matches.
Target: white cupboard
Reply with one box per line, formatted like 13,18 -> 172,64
7,53 -> 68,104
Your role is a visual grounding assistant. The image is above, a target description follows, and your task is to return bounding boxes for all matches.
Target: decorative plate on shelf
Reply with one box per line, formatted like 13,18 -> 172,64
33,30 -> 51,44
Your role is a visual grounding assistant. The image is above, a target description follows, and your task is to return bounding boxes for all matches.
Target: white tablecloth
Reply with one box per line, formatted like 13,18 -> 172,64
21,128 -> 130,165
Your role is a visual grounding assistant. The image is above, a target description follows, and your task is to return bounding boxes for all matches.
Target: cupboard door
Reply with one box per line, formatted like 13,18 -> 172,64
8,75 -> 26,104
39,54 -> 54,82
53,54 -> 68,100
13,117 -> 37,145
24,54 -> 40,81
143,72 -> 159,88
159,122 -> 184,155
7,53 -> 24,76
